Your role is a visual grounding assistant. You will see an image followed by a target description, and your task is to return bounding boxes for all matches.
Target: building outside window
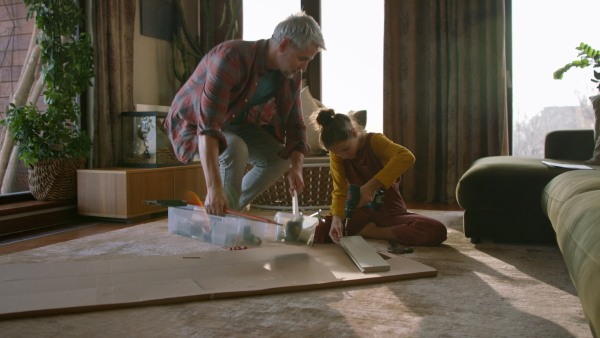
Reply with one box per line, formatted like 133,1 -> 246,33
512,0 -> 600,157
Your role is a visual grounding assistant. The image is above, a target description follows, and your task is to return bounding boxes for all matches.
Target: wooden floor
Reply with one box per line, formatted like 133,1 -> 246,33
0,202 -> 463,256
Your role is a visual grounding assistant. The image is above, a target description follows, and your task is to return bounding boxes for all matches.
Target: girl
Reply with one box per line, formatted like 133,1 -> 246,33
311,108 -> 447,246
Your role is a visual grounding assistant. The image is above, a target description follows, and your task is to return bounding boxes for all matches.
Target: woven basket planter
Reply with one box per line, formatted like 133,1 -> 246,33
249,162 -> 333,211
28,158 -> 86,201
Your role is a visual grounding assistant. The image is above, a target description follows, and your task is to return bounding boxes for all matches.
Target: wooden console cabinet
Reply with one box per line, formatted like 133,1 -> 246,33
77,165 -> 205,219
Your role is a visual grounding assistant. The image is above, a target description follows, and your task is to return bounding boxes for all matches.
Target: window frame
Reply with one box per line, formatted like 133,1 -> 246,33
301,0 -> 322,101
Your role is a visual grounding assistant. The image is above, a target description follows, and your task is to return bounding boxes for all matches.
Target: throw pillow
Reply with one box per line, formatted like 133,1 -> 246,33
585,94 -> 600,165
348,110 -> 367,129
300,86 -> 369,155
300,86 -> 327,155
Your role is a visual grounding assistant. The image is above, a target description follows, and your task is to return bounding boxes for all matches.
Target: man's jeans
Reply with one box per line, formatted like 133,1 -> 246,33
220,121 -> 290,210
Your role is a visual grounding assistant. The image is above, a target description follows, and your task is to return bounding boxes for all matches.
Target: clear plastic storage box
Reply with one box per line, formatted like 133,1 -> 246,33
273,212 -> 319,246
168,206 -> 267,247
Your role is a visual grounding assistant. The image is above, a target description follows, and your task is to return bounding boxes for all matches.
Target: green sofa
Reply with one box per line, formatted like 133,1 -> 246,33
456,129 -> 599,336
542,169 -> 600,337
456,129 -> 596,244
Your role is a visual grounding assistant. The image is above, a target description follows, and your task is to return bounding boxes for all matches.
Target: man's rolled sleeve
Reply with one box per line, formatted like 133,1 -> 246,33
198,128 -> 228,154
196,47 -> 241,154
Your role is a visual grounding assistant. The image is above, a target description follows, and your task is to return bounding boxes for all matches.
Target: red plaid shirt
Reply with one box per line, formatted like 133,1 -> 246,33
165,39 -> 309,164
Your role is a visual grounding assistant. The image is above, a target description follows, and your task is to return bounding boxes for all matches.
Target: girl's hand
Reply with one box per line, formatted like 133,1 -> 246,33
358,185 -> 377,208
329,215 -> 344,244
358,179 -> 384,207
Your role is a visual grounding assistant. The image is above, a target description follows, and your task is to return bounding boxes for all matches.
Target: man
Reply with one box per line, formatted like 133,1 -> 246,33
165,12 -> 325,216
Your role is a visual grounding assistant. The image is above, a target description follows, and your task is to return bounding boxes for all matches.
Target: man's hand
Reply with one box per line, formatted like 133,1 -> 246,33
198,134 -> 227,216
204,187 -> 228,216
287,166 -> 305,196
329,215 -> 344,244
287,150 -> 305,196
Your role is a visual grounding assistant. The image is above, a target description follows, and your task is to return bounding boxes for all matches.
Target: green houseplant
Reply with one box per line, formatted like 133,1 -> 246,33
1,0 -> 94,200
553,42 -> 600,90
554,42 -> 600,165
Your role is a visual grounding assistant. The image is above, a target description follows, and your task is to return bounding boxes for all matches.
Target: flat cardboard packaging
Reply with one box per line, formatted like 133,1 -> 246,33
0,245 -> 436,319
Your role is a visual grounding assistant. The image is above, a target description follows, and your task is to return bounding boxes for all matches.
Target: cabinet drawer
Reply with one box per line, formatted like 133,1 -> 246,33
128,171 -> 174,216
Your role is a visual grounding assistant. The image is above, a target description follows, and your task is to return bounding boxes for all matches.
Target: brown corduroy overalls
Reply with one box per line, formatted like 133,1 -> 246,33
317,133 -> 447,246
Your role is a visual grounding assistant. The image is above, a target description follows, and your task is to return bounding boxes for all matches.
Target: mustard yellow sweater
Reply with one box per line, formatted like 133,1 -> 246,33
329,133 -> 415,218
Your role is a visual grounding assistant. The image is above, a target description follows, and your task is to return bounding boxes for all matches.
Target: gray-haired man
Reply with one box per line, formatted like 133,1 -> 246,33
165,12 -> 326,216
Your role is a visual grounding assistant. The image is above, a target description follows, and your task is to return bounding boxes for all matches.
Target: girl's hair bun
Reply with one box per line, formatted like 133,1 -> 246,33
315,108 -> 336,126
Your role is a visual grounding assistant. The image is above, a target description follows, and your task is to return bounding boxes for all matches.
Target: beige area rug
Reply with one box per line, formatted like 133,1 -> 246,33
0,209 -> 592,337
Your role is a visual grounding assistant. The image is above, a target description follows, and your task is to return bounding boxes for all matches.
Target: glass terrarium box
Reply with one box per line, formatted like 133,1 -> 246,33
121,111 -> 180,167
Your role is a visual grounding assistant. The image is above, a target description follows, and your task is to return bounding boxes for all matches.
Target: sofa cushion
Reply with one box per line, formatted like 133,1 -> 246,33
542,170 -> 600,225
348,110 -> 367,128
301,86 -> 368,156
544,129 -> 595,161
300,86 -> 327,155
456,156 -> 572,210
554,190 -> 600,336
455,156 -> 575,243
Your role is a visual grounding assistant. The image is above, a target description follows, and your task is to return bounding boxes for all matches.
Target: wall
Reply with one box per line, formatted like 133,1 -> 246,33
3,1 -> 199,112
133,1 -> 175,107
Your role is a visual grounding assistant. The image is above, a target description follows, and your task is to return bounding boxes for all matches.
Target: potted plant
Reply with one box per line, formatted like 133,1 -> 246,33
0,0 -> 94,201
554,42 -> 600,90
554,42 -> 600,165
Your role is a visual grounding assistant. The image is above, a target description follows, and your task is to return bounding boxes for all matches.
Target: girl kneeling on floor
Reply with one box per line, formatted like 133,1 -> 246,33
311,108 -> 447,246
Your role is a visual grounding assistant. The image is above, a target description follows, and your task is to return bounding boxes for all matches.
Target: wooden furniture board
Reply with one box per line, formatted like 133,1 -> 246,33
340,236 -> 391,272
77,165 -> 205,219
0,245 -> 436,319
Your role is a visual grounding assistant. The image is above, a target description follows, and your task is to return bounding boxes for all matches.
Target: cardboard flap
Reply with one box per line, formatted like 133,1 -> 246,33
0,245 -> 436,319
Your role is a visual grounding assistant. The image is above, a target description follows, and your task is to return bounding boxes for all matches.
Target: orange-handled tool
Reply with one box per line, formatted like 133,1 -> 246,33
183,191 -> 282,225
224,208 -> 282,226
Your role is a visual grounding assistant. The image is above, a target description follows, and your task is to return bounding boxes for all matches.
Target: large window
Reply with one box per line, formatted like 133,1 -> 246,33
512,0 -> 600,157
321,1 -> 383,133
0,1 -> 42,197
242,0 -> 300,41
246,1 -> 600,157
243,0 -> 384,133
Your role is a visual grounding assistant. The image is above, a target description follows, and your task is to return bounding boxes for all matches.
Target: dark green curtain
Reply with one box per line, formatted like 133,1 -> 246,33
92,0 -> 136,168
199,0 -> 243,54
384,0 -> 509,204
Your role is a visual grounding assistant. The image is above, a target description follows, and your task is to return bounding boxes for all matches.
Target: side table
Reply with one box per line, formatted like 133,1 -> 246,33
77,165 -> 205,220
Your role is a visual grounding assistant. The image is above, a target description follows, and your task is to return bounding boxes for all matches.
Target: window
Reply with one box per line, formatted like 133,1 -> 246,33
0,1 -> 42,198
243,0 -> 384,133
321,1 -> 384,133
242,0 -> 300,41
512,0 -> 600,157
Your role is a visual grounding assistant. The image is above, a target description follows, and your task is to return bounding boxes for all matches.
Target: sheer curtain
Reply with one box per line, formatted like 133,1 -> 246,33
383,0 -> 509,204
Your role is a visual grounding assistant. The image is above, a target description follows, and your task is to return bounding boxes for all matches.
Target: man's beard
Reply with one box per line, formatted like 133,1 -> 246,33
281,68 -> 297,79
